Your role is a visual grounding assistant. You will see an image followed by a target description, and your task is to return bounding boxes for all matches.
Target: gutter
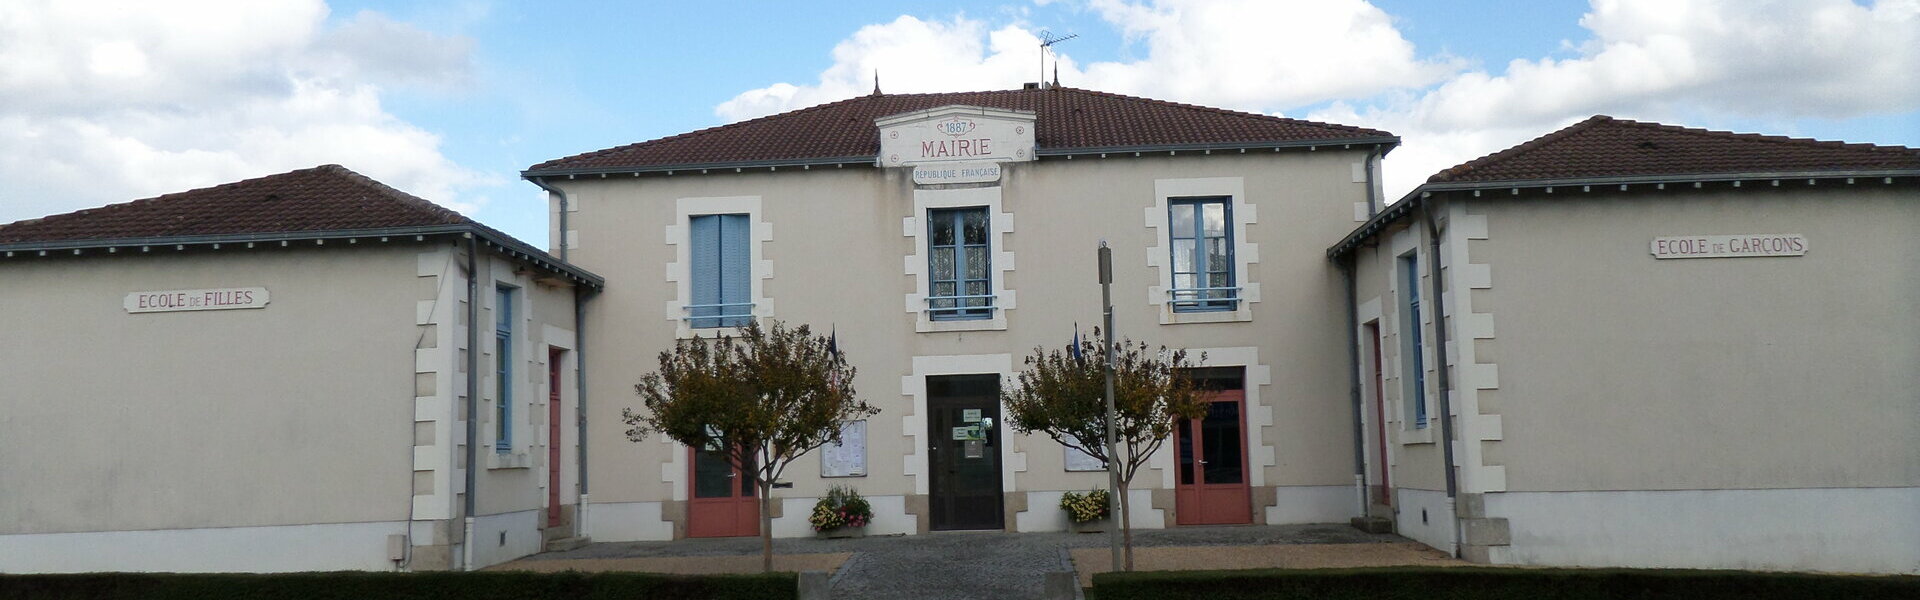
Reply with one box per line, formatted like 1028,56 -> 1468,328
1328,168 -> 1919,260
0,224 -> 605,290
519,136 -> 1404,180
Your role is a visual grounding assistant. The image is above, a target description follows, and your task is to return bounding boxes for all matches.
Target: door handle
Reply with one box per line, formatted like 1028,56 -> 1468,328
1199,460 -> 1209,465
725,472 -> 736,478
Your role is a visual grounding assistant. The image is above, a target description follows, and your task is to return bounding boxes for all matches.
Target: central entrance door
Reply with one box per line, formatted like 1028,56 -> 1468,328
1175,368 -> 1252,526
687,446 -> 758,538
927,374 -> 1004,531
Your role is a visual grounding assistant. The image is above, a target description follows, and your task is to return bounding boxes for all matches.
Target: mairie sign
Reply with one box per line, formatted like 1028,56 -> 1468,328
876,105 -> 1037,168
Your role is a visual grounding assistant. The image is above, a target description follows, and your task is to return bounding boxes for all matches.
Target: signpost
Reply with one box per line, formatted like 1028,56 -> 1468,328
1097,241 -> 1123,572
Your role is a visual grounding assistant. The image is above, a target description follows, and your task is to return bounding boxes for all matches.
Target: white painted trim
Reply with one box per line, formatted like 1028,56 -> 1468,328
484,261 -> 532,468
1153,346 -> 1272,489
1265,485 -> 1361,524
1487,488 -> 1920,574
666,196 -> 773,339
412,246 -> 460,521
1355,299 -> 1395,494
904,187 -> 1015,332
1441,205 -> 1505,493
583,501 -> 674,542
0,520 -> 411,573
901,354 -> 1016,496
1144,177 -> 1259,325
1387,227 -> 1435,444
468,509 -> 543,570
1394,487 -> 1455,551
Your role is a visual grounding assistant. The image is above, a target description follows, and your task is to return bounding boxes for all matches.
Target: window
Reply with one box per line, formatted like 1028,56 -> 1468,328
1168,197 -> 1236,312
927,207 -> 993,320
495,285 -> 515,452
1399,254 -> 1428,429
688,214 -> 752,328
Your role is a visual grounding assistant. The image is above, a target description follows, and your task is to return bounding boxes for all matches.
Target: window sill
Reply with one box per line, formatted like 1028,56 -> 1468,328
488,452 -> 532,470
1161,307 -> 1252,325
1398,427 -> 1435,445
916,313 -> 1007,333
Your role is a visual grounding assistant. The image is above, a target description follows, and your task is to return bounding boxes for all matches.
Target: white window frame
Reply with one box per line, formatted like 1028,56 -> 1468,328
1145,177 -> 1259,324
904,186 -> 1014,333
666,196 -> 772,339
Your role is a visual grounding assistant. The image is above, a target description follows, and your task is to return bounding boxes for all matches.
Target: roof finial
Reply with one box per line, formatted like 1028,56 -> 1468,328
1052,62 -> 1060,88
872,70 -> 882,96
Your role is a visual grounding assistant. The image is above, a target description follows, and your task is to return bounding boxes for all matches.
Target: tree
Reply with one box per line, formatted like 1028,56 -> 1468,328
624,320 -> 877,573
1002,328 -> 1206,571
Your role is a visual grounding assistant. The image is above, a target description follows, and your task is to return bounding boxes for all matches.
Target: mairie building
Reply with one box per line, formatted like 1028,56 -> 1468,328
2,85 -> 1915,575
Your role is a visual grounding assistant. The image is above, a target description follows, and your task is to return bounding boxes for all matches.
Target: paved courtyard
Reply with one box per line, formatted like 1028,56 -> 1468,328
500,523 -> 1457,600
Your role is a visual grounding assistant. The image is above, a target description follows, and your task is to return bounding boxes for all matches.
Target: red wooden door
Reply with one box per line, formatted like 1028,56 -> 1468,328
1368,325 -> 1392,506
1175,390 -> 1252,525
687,447 -> 759,538
548,349 -> 564,527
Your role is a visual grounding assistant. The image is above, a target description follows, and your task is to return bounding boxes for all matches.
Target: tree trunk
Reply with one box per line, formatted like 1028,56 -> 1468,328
1118,482 -> 1135,571
760,479 -> 774,573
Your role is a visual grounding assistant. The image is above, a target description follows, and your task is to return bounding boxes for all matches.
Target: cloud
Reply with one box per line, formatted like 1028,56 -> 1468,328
716,0 -> 1456,121
716,0 -> 1918,203
0,0 -> 489,224
1315,0 -> 1920,200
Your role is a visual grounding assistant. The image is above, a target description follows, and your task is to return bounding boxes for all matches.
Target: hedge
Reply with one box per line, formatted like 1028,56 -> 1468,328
1088,566 -> 1920,600
0,571 -> 797,600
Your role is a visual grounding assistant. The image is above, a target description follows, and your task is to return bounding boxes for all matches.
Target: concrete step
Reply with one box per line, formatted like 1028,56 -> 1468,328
1349,516 -> 1395,534
544,536 -> 590,553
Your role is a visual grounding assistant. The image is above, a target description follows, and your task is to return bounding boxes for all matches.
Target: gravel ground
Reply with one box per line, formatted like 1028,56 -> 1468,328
510,523 -> 1415,600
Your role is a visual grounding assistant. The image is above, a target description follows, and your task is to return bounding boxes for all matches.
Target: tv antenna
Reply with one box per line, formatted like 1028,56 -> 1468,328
1038,30 -> 1077,89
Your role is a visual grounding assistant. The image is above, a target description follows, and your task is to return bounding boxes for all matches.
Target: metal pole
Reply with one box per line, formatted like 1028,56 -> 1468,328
1097,242 -> 1123,572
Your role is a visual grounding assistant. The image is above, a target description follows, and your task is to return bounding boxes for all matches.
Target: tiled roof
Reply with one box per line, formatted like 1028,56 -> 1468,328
526,86 -> 1396,174
0,164 -> 602,287
0,164 -> 468,243
1327,117 -> 1920,259
1429,115 -> 1920,183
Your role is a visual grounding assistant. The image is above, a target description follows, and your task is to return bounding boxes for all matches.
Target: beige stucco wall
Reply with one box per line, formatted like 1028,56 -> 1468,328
1346,218 -> 1450,495
0,246 -> 423,534
556,148 -> 1376,521
1470,185 -> 1920,492
467,247 -> 584,518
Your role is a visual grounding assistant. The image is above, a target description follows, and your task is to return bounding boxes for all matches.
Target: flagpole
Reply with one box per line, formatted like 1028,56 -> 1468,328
1097,241 -> 1123,572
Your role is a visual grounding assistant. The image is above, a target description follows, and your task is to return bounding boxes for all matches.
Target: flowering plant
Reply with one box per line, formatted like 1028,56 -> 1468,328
1059,488 -> 1111,523
809,485 -> 874,532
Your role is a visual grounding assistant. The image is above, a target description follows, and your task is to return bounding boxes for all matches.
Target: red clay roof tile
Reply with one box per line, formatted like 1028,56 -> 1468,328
526,86 -> 1395,173
1430,115 -> 1920,184
0,164 -> 470,243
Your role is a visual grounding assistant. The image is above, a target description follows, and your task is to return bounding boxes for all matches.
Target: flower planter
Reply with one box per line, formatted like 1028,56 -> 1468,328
816,526 -> 867,539
1068,518 -> 1109,534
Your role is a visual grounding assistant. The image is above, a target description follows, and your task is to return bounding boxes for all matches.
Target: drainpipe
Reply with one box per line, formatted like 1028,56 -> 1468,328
462,234 -> 481,571
533,175 -> 590,538
1341,257 -> 1366,517
1348,144 -> 1382,516
573,289 -> 590,539
1422,204 -> 1462,557
530,177 -> 569,262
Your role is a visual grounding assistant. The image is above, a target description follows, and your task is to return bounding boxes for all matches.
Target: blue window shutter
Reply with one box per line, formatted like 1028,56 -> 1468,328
719,214 -> 751,326
689,215 -> 721,328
